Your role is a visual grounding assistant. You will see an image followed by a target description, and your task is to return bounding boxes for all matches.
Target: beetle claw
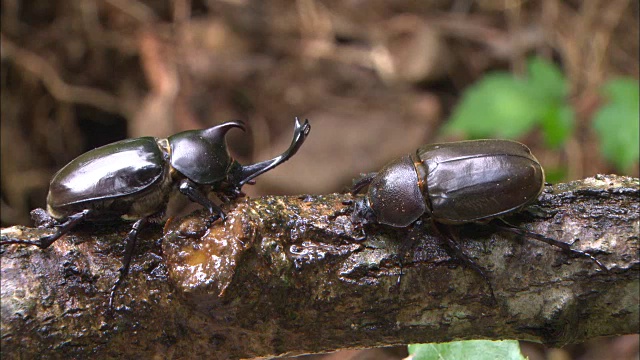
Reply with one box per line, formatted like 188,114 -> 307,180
176,213 -> 222,239
206,212 -> 224,226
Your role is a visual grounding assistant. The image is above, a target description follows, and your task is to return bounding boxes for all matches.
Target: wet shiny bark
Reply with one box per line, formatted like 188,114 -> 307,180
1,175 -> 638,359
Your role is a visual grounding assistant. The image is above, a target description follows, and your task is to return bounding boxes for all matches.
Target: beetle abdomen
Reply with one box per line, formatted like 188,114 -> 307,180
418,140 -> 544,224
47,137 -> 167,216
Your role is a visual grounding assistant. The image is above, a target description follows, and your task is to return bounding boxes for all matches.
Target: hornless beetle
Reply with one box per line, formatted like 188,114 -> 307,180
1,117 -> 311,308
350,139 -> 606,298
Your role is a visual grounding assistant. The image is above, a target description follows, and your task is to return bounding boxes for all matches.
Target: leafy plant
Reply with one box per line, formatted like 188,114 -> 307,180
441,56 -> 639,173
408,340 -> 526,360
442,57 -> 573,148
592,79 -> 640,172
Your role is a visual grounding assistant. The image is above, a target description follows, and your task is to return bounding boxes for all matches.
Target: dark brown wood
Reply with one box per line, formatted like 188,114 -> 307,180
1,175 -> 638,359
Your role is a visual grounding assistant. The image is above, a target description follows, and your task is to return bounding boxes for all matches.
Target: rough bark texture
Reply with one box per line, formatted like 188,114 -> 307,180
1,174 -> 638,359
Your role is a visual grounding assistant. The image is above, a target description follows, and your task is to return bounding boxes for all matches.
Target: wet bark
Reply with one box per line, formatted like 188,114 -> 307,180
1,174 -> 638,359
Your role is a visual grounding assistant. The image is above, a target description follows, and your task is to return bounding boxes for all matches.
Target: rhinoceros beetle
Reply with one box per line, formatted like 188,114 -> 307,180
1,117 -> 311,308
350,139 -> 606,298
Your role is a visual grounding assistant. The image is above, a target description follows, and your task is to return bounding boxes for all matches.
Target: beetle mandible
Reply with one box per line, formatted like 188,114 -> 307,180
1,117 -> 311,308
350,139 -> 606,296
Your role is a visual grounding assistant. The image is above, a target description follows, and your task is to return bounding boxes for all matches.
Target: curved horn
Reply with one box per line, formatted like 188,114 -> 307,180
200,120 -> 246,141
230,117 -> 311,187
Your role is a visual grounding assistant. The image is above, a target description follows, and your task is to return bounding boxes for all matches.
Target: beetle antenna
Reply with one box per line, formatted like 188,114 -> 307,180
350,172 -> 378,194
232,118 -> 311,187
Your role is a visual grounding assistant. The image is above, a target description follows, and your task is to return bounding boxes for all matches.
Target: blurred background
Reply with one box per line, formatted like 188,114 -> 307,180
0,1 -> 637,359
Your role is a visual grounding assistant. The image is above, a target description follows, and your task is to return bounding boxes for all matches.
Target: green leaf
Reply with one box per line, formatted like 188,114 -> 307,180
601,78 -> 639,106
443,56 -> 574,144
528,57 -> 572,148
527,57 -> 567,102
408,340 -> 526,360
443,73 -> 543,138
544,167 -> 568,184
592,78 -> 640,171
541,104 -> 575,148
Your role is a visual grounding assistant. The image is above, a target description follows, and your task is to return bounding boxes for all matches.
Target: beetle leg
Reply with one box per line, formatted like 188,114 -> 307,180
381,220 -> 426,288
494,219 -> 607,271
178,179 -> 225,223
178,179 -> 225,237
0,209 -> 90,249
109,217 -> 148,312
432,221 -> 497,304
218,185 -> 245,203
392,232 -> 416,288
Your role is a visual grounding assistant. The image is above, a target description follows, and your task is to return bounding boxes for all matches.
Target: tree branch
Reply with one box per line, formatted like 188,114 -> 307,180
1,175 -> 638,359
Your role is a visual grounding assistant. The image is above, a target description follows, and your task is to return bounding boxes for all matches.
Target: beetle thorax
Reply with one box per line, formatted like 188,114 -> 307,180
367,155 -> 427,227
167,129 -> 233,185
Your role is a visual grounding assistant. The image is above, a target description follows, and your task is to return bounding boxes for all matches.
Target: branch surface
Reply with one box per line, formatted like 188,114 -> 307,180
1,174 -> 638,359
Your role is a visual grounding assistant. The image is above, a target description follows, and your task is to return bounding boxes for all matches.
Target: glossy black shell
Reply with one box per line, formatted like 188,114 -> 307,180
47,137 -> 167,216
168,122 -> 243,184
418,139 -> 545,224
364,139 -> 545,227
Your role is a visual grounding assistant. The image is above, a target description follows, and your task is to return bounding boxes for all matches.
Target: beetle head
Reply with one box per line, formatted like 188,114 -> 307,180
168,121 -> 246,185
366,155 -> 426,227
351,196 -> 377,225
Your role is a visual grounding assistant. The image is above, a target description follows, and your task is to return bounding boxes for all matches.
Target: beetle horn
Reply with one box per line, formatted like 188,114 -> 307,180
232,118 -> 311,187
201,120 -> 246,141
